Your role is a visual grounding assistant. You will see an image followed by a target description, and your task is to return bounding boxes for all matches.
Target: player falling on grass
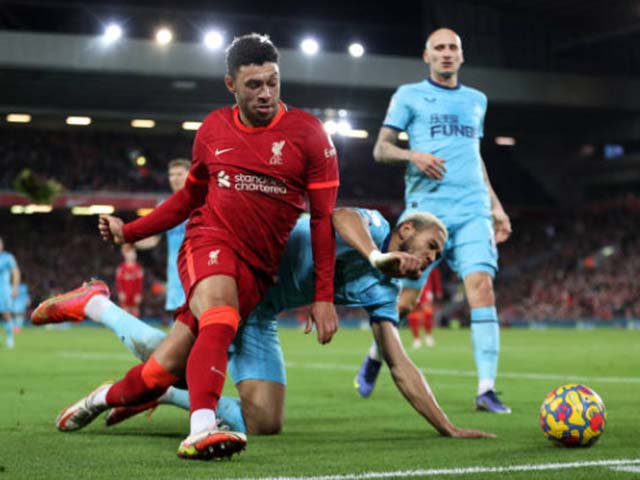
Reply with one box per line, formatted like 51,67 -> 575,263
50,33 -> 339,460
356,28 -> 512,413
33,208 -> 494,439
134,159 -> 190,315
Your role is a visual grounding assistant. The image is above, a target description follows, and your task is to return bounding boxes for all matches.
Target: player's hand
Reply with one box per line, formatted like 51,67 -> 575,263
305,301 -> 338,344
99,215 -> 125,244
374,251 -> 424,279
492,207 -> 512,244
409,151 -> 446,180
448,426 -> 496,439
11,285 -> 18,299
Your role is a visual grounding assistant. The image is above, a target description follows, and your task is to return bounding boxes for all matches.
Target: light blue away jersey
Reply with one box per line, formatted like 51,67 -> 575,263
251,209 -> 401,324
383,79 -> 490,222
0,251 -> 17,293
165,221 -> 186,311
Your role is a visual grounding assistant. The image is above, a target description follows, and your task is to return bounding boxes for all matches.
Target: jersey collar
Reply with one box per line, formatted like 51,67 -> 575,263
233,101 -> 288,133
427,78 -> 461,90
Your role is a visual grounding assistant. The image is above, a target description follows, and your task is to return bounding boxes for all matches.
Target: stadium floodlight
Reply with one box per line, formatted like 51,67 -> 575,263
182,121 -> 202,131
323,120 -> 338,135
6,113 -> 31,123
300,38 -> 319,56
348,42 -> 365,58
136,155 -> 147,166
495,136 -> 516,146
156,28 -> 173,45
336,120 -> 352,136
131,119 -> 156,129
103,24 -> 123,43
66,116 -> 92,126
338,109 -> 348,118
203,30 -> 224,50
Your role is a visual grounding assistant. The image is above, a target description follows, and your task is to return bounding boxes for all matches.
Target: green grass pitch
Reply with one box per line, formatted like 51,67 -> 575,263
1,326 -> 639,479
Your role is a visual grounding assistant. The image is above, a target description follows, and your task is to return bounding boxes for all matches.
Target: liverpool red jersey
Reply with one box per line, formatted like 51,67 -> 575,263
123,102 -> 339,301
116,261 -> 144,297
187,103 -> 338,274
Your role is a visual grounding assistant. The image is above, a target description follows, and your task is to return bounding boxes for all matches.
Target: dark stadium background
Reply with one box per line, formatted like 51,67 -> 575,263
1,0 -> 639,325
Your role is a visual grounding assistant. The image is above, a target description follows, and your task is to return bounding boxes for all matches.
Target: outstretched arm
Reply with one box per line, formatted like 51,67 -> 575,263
331,207 -> 424,278
371,321 -> 495,438
99,180 -> 207,245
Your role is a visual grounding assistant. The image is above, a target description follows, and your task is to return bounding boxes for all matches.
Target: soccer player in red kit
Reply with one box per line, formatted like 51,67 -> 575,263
91,33 -> 339,460
115,244 -> 144,318
408,266 -> 442,348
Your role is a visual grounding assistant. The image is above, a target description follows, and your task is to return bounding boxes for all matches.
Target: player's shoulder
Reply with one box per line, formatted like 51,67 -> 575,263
395,81 -> 427,97
198,106 -> 234,131
282,106 -> 324,131
459,84 -> 487,103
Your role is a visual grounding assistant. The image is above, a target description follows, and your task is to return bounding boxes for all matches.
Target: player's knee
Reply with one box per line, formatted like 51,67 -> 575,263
245,409 -> 283,435
466,273 -> 495,306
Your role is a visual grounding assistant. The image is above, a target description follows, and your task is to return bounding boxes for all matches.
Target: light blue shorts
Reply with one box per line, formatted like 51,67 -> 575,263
227,316 -> 286,385
401,214 -> 498,290
164,284 -> 186,312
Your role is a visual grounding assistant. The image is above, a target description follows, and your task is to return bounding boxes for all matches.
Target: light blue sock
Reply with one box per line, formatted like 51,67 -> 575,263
97,302 -> 166,361
4,319 -> 15,348
470,306 -> 499,392
159,387 -> 190,411
15,314 -> 24,330
216,396 -> 246,433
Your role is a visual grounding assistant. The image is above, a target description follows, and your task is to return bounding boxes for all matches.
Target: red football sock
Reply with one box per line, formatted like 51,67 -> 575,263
186,306 -> 239,413
408,311 -> 421,339
106,356 -> 177,406
424,311 -> 434,335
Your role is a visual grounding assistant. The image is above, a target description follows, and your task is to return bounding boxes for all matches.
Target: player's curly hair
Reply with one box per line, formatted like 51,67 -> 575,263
226,33 -> 279,77
397,212 -> 449,242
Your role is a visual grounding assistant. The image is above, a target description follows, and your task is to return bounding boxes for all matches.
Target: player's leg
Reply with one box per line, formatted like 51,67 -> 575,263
407,308 -> 423,348
2,311 -> 14,349
225,315 -> 287,434
423,304 -> 436,347
449,216 -> 509,413
32,280 -> 166,361
56,320 -> 193,431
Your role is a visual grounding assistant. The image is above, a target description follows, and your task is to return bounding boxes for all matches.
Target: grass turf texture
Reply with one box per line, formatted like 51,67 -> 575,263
0,326 -> 638,479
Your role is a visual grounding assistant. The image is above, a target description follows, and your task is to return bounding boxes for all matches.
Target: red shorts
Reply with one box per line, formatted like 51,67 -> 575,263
119,294 -> 141,308
175,232 -> 270,336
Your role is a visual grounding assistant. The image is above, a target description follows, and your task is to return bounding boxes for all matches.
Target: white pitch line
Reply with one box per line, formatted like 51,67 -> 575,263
237,459 -> 640,480
285,361 -> 640,384
54,352 -> 640,384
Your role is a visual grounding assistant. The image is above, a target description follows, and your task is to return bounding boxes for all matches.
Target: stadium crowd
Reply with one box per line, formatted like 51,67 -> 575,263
2,129 -> 639,324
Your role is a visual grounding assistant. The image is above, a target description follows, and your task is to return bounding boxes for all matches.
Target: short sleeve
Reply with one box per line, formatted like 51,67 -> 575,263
382,88 -> 412,131
304,117 -> 340,190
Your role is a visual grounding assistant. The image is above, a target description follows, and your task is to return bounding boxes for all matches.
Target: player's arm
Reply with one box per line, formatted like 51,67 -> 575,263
304,120 -> 341,345
100,131 -> 209,245
371,320 -> 495,438
10,260 -> 20,299
480,159 -> 511,243
134,235 -> 161,250
331,207 -> 423,278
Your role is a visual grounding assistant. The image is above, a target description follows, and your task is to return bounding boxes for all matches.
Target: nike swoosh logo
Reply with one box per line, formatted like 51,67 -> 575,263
424,97 -> 436,103
215,147 -> 234,156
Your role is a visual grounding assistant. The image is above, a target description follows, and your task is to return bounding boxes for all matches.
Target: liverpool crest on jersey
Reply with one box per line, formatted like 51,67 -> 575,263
270,140 -> 285,165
